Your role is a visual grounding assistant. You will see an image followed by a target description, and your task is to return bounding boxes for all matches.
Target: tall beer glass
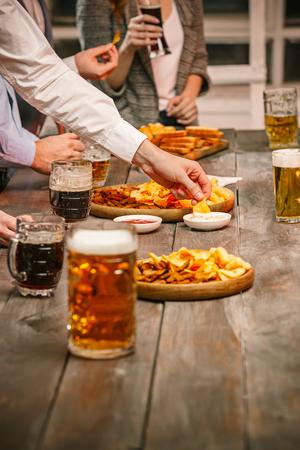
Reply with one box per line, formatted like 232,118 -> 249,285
49,160 -> 92,223
272,148 -> 300,223
8,214 -> 65,297
264,87 -> 298,149
139,0 -> 171,59
82,142 -> 111,189
67,221 -> 138,359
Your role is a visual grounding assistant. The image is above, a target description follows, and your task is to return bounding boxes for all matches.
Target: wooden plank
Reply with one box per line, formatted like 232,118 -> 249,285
236,129 -> 269,153
39,218 -> 175,450
0,270 -> 69,450
237,146 -> 300,449
40,301 -> 163,450
145,147 -> 246,449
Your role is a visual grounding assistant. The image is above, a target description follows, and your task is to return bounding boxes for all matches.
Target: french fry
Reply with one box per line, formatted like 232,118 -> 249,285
112,30 -> 120,46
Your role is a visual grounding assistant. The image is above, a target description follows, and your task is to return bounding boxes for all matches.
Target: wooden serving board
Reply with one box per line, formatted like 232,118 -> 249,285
166,139 -> 229,160
137,267 -> 255,301
91,183 -> 235,222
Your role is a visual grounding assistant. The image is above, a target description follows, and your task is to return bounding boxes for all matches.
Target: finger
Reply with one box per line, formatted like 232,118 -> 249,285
139,14 -> 160,24
59,133 -> 80,140
91,43 -> 113,57
166,97 -> 179,114
169,98 -> 190,117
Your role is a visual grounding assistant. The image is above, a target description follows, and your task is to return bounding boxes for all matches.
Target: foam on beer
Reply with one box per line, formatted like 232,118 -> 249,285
67,229 -> 138,255
272,149 -> 300,168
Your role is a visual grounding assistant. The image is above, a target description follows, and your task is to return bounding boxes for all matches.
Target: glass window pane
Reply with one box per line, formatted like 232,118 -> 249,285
51,0 -> 76,26
203,0 -> 248,14
284,39 -> 300,81
54,39 -> 80,59
285,0 -> 300,27
207,43 -> 249,65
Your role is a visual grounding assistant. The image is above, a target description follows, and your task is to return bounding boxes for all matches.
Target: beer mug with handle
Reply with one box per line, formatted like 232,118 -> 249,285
50,160 -> 93,223
8,214 -> 65,297
67,221 -> 138,359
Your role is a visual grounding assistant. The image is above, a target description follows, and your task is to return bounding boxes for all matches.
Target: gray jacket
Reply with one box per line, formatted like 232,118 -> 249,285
77,0 -> 210,128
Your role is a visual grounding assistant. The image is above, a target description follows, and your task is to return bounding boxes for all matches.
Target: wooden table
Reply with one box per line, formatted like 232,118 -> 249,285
0,130 -> 300,450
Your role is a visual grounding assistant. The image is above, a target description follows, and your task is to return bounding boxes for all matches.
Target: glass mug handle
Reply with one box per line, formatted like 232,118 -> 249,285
7,237 -> 27,283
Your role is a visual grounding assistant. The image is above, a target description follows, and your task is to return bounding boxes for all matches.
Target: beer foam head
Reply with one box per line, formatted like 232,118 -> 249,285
50,161 -> 92,191
272,148 -> 300,168
67,229 -> 138,255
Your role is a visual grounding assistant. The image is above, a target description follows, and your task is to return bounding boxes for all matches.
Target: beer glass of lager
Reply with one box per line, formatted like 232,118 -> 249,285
67,221 -> 138,359
272,148 -> 300,223
50,160 -> 92,223
264,87 -> 298,149
139,0 -> 171,59
82,142 -> 111,189
7,214 -> 65,297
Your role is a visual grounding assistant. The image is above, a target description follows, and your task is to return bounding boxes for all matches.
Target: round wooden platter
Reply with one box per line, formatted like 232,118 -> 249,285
91,183 -> 235,222
137,267 -> 255,301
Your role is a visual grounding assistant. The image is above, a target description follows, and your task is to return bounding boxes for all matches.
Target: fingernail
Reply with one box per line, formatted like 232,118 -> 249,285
195,192 -> 203,201
177,120 -> 182,124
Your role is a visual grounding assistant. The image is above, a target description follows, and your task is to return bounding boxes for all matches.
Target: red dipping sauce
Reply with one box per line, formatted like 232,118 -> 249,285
120,219 -> 157,224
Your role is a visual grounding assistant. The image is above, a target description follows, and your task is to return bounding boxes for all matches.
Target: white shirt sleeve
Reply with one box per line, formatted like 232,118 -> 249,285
0,0 -> 146,164
63,56 -> 79,74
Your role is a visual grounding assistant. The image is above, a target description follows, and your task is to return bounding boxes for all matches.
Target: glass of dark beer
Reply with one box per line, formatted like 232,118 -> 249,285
49,160 -> 93,223
139,0 -> 171,59
67,221 -> 138,359
7,214 -> 65,297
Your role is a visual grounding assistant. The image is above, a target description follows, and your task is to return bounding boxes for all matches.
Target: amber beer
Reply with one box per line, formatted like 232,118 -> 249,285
265,114 -> 298,149
7,214 -> 65,297
272,149 -> 300,223
49,160 -> 92,223
264,87 -> 298,149
67,222 -> 138,359
82,144 -> 111,188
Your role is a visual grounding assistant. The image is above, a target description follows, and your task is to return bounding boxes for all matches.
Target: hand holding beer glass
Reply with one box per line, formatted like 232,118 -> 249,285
50,160 -> 92,223
8,214 -> 65,297
264,87 -> 299,149
67,221 -> 138,359
272,148 -> 300,223
139,0 -> 171,59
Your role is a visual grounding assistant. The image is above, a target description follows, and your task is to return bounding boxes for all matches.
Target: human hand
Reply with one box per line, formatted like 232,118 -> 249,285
132,140 -> 211,204
122,14 -> 163,53
75,43 -> 118,81
0,211 -> 16,246
31,133 -> 85,175
166,94 -> 198,125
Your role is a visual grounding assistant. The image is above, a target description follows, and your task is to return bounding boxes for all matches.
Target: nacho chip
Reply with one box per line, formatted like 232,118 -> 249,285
112,30 -> 120,46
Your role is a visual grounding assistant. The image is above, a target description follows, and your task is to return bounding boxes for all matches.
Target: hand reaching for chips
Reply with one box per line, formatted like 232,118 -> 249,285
136,247 -> 252,284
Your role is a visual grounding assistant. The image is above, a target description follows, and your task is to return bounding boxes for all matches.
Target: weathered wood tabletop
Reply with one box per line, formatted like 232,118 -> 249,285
0,130 -> 300,450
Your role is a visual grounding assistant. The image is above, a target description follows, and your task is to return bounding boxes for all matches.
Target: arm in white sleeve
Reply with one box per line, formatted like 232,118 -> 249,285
63,56 -> 79,74
0,0 -> 146,163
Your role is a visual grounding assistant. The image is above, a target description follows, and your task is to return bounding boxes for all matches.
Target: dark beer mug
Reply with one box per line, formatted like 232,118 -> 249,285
8,214 -> 65,297
49,160 -> 93,223
139,0 -> 171,59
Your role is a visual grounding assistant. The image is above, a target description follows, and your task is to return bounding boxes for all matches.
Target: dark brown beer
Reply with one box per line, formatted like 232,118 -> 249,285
16,241 -> 64,289
50,189 -> 92,223
139,4 -> 171,55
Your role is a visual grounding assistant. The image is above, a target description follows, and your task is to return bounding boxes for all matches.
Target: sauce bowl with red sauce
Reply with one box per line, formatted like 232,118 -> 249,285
113,215 -> 162,233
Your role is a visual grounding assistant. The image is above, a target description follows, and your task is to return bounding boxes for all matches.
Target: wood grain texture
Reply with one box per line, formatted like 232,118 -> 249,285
40,301 -> 163,450
145,151 -> 246,450
237,141 -> 300,449
0,270 -> 69,450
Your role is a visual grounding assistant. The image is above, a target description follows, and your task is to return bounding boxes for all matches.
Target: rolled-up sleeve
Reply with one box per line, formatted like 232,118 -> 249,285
0,0 -> 147,163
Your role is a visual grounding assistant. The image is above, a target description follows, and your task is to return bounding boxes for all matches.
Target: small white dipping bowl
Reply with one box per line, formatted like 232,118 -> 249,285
183,212 -> 231,231
113,215 -> 162,233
